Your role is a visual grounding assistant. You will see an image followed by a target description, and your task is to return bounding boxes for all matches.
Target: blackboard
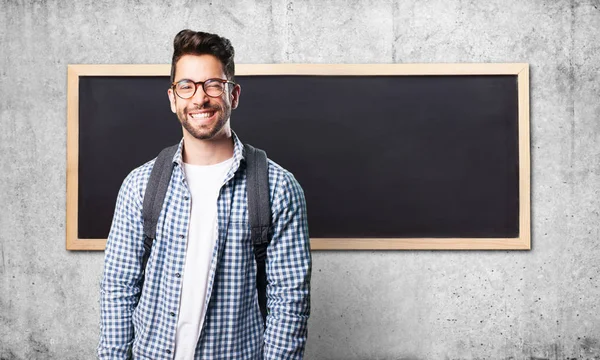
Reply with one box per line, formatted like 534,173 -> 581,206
66,64 -> 530,250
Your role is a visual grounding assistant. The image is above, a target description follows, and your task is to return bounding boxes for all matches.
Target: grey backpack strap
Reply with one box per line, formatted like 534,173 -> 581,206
140,144 -> 178,286
244,143 -> 271,329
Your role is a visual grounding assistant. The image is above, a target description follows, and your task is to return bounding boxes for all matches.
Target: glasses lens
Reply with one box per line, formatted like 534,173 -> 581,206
204,79 -> 225,97
175,80 -> 195,99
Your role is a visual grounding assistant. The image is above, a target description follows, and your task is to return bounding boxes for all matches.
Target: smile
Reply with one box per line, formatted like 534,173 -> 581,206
190,111 -> 215,119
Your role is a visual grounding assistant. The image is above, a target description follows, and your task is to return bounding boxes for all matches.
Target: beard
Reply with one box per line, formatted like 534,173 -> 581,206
177,102 -> 231,140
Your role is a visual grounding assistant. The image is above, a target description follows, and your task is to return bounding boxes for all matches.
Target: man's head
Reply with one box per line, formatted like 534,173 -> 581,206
167,30 -> 241,141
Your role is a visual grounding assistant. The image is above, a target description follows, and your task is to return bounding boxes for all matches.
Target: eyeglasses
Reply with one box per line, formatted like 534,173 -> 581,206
171,78 -> 235,99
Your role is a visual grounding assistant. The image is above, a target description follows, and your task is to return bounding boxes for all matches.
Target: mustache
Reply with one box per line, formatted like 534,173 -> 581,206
184,105 -> 221,115
186,104 -> 221,112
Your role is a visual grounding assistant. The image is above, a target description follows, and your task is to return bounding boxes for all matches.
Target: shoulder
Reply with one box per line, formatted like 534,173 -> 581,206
119,157 -> 157,204
266,158 -> 306,209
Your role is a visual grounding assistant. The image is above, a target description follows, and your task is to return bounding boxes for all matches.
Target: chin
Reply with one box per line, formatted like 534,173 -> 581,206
186,125 -> 228,141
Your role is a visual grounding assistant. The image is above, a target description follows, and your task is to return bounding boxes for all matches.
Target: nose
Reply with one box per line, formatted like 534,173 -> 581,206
191,83 -> 210,106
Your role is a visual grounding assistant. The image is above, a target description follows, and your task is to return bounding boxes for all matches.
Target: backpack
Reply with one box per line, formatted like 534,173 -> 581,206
139,143 -> 270,328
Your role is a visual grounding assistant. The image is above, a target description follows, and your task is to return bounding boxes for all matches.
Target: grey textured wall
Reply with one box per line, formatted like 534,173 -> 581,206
1,0 -> 599,359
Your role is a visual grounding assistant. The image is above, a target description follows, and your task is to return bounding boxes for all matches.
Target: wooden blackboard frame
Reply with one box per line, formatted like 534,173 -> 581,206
66,63 -> 530,251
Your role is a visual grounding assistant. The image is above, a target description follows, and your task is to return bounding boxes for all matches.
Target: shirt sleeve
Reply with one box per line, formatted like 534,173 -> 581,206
263,172 -> 312,360
97,170 -> 145,359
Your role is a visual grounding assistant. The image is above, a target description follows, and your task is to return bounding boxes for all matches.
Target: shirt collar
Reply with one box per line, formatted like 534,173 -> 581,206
171,130 -> 247,177
172,138 -> 185,167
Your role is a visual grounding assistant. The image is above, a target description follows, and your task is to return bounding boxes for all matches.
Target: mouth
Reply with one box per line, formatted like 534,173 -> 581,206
188,110 -> 217,123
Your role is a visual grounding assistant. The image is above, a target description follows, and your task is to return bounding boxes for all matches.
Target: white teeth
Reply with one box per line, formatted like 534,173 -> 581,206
191,112 -> 213,119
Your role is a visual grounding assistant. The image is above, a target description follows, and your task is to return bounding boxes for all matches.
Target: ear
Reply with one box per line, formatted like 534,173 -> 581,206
230,83 -> 241,110
167,88 -> 177,113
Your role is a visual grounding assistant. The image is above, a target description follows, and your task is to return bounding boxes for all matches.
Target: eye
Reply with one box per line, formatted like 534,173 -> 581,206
176,80 -> 194,90
205,80 -> 223,88
206,83 -> 222,90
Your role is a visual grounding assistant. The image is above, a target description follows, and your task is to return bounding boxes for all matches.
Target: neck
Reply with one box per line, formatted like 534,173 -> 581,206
181,129 -> 234,165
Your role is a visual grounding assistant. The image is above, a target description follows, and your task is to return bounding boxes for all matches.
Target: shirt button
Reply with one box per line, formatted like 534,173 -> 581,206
179,234 -> 185,239
184,196 -> 189,200
175,273 -> 181,278
166,349 -> 172,354
170,312 -> 175,317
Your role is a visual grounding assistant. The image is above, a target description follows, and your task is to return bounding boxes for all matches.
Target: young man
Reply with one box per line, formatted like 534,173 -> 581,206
98,30 -> 311,360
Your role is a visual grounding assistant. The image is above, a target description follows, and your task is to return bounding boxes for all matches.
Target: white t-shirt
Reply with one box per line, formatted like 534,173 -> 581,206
174,157 -> 233,360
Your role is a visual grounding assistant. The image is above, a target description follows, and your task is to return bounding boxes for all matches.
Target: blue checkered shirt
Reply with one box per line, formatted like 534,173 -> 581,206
98,133 -> 311,359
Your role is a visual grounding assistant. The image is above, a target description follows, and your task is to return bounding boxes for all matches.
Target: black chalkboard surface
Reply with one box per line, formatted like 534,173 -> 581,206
67,64 -> 530,250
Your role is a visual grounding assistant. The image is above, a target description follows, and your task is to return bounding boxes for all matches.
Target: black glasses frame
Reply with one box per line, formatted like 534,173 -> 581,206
171,78 -> 236,99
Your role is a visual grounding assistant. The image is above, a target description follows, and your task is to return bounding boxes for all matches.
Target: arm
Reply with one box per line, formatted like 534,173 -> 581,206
97,171 -> 145,359
263,173 -> 312,360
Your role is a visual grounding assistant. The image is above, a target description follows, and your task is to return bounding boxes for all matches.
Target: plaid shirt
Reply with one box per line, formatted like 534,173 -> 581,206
98,133 -> 311,359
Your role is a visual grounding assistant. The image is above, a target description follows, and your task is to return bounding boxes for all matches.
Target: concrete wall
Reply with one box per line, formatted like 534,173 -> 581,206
1,0 -> 599,359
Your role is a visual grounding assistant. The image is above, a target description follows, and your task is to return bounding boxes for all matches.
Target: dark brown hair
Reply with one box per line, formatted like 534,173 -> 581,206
170,29 -> 235,83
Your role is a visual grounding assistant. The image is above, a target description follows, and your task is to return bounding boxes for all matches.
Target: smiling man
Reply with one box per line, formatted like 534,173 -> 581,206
98,30 -> 312,360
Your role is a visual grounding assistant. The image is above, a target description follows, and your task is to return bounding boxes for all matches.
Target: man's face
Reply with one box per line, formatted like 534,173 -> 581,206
167,54 -> 240,140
